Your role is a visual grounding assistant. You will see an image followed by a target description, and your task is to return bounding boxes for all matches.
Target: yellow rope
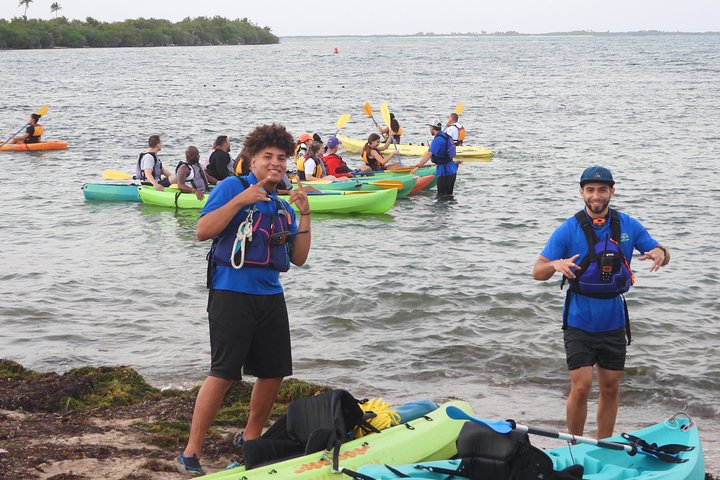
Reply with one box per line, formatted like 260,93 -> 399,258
354,398 -> 401,438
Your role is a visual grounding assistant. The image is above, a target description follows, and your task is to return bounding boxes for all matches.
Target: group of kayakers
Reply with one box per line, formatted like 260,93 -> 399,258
5,107 -> 673,476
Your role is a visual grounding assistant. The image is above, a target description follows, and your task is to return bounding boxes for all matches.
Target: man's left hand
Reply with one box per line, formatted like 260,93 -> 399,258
639,247 -> 666,272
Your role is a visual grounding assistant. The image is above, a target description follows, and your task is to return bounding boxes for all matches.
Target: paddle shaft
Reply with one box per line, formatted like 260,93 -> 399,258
515,423 -> 634,454
0,124 -> 29,148
445,406 -> 636,455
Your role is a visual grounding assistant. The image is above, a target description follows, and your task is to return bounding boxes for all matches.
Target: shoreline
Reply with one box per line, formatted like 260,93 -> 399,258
0,360 -> 717,479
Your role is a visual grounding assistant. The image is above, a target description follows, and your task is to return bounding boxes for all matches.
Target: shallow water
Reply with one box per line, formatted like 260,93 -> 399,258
1,35 -> 719,468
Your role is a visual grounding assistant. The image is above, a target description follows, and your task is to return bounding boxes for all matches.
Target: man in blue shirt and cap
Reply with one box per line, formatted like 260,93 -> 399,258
532,166 -> 670,440
412,119 -> 458,196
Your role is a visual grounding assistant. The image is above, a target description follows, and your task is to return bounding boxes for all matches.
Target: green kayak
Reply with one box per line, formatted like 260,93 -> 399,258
301,175 -> 416,198
138,186 -> 398,214
197,400 -> 472,479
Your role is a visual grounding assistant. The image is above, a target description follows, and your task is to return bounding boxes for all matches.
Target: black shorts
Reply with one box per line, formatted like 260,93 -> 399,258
563,327 -> 627,371
207,290 -> 292,381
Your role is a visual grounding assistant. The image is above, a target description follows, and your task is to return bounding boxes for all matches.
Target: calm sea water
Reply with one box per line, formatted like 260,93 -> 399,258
1,35 -> 719,466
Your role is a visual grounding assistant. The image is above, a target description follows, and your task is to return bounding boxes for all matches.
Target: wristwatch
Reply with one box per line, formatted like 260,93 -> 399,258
656,244 -> 668,256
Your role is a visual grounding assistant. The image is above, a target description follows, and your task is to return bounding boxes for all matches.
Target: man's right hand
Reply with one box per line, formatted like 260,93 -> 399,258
236,177 -> 271,204
553,254 -> 580,278
154,184 -> 164,191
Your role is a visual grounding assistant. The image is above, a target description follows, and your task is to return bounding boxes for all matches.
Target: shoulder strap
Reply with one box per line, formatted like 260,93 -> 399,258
574,210 -> 598,255
609,208 -> 621,242
237,176 -> 250,189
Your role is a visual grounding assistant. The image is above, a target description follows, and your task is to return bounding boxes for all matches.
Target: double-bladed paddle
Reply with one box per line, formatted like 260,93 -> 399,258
445,406 -> 694,464
380,102 -> 402,166
335,113 -> 351,135
102,170 -> 134,180
1,105 -> 49,148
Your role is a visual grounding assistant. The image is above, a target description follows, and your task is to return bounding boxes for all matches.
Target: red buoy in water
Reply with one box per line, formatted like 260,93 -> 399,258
332,47 -> 339,54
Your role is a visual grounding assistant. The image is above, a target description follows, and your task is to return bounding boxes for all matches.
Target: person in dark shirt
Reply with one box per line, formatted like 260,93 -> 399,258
206,135 -> 233,181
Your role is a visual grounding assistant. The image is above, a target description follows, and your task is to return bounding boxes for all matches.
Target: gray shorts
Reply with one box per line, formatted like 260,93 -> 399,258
563,327 -> 627,371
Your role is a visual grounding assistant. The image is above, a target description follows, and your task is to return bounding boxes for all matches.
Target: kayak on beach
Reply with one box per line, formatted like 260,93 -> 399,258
139,185 -> 398,214
355,410 -> 704,480
0,140 -> 68,151
197,399 -> 472,480
336,135 -> 492,161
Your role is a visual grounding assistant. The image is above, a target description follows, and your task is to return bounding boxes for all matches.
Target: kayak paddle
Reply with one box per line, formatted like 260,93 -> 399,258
380,102 -> 402,166
362,102 -> 380,129
335,113 -> 351,135
454,102 -> 464,116
0,105 -> 49,148
102,170 -> 134,180
445,406 -> 694,464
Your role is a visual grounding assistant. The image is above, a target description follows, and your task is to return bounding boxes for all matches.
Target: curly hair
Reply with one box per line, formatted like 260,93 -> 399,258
242,124 -> 295,158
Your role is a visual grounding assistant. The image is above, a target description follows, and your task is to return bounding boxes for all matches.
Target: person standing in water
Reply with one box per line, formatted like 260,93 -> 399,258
532,166 -> 670,439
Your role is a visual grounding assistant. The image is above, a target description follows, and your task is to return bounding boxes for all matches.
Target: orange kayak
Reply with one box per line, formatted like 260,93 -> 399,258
0,140 -> 68,152
408,174 -> 434,196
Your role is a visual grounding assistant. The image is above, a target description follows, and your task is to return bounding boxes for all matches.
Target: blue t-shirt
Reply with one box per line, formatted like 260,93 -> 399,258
200,173 -> 298,295
428,133 -> 458,177
540,210 -> 658,332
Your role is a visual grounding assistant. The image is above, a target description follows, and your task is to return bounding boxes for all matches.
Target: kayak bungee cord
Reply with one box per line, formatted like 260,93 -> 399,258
231,209 -> 254,269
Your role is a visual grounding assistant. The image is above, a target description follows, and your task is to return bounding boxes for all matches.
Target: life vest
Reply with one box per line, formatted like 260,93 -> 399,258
209,176 -> 293,274
135,152 -> 162,181
296,155 -> 323,180
294,144 -> 307,162
562,209 -> 635,343
362,146 -> 383,171
430,132 -> 455,165
26,124 -> 44,144
176,161 -> 208,191
446,123 -> 466,145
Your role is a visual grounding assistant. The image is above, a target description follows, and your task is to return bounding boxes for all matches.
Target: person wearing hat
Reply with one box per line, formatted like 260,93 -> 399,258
412,119 -> 458,196
323,136 -> 354,178
294,132 -> 313,163
532,166 -> 670,440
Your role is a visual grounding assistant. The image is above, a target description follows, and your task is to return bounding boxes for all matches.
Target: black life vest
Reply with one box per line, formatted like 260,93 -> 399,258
561,209 -> 635,344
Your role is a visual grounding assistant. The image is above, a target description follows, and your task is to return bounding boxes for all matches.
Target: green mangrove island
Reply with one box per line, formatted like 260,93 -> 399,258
0,16 -> 279,49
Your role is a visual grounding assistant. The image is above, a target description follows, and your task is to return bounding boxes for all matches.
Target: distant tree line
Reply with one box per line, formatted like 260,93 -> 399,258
0,16 -> 279,49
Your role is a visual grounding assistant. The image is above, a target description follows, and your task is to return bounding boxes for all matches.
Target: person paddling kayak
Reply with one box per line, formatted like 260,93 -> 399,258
7,113 -> 43,144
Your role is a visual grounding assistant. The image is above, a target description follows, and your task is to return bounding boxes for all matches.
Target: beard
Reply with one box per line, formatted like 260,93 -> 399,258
585,198 -> 610,215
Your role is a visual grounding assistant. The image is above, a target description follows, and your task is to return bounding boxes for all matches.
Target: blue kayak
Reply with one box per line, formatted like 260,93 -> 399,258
355,414 -> 704,480
82,183 -> 140,202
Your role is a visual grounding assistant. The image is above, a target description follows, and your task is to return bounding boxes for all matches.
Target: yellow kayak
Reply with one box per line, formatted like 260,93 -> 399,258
336,135 -> 492,161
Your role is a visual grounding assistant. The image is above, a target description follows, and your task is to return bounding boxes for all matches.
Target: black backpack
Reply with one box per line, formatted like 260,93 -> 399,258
242,390 -> 379,471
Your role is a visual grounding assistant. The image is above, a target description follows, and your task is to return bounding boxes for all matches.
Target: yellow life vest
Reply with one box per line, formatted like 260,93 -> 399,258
394,126 -> 403,137
297,156 -> 323,178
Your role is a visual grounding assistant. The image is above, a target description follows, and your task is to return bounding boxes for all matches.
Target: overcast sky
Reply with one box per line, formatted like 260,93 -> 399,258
4,0 -> 719,36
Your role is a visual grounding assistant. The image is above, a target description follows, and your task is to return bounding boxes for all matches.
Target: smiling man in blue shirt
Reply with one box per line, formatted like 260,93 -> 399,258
533,166 -> 670,440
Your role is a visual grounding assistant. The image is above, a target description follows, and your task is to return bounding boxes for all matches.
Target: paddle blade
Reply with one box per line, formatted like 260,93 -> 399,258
445,406 -> 513,434
363,102 -> 373,117
454,102 -> 464,115
369,179 -> 403,190
37,105 -> 49,117
102,170 -> 133,180
336,113 -> 351,131
380,102 -> 391,128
